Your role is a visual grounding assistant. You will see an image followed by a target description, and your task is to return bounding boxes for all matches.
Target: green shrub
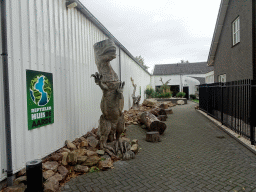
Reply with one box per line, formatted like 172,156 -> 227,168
190,94 -> 196,100
158,92 -> 172,98
145,88 -> 172,98
89,167 -> 99,173
145,88 -> 154,98
176,92 -> 186,98
151,91 -> 159,98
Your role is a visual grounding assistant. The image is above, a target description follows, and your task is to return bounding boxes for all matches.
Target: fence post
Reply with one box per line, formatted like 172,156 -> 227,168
250,80 -> 255,145
221,83 -> 223,125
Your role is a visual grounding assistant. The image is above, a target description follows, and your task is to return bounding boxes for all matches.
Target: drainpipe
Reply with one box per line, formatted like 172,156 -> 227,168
1,0 -> 13,186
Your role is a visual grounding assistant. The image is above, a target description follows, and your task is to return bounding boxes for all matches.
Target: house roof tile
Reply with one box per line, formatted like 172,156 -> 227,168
153,62 -> 214,75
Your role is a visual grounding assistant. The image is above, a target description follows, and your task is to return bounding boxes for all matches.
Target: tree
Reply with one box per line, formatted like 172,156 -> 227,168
135,55 -> 149,70
179,60 -> 189,63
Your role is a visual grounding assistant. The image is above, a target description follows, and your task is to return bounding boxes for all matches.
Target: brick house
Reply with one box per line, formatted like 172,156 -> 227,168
208,0 -> 256,82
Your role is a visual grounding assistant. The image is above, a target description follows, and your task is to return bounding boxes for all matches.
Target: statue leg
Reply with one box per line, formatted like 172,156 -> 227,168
108,123 -> 116,142
98,115 -> 111,149
116,113 -> 125,140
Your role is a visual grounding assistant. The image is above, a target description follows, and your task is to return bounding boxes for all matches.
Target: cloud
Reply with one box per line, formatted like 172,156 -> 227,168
80,0 -> 221,72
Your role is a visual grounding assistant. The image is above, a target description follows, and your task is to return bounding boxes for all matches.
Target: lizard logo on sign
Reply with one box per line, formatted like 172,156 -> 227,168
26,70 -> 54,130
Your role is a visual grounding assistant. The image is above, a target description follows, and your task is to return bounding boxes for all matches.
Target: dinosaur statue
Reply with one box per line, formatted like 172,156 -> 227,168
130,77 -> 141,110
91,39 -> 135,160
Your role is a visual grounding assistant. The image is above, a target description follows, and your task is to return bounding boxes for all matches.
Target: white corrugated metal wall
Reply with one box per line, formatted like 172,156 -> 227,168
0,0 -> 150,178
121,51 -> 151,110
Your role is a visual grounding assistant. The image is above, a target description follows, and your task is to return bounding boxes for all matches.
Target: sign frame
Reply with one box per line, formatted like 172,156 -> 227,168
26,70 -> 54,130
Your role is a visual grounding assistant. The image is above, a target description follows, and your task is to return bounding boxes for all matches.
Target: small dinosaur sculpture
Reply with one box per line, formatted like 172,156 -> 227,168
91,39 -> 135,160
130,77 -> 141,109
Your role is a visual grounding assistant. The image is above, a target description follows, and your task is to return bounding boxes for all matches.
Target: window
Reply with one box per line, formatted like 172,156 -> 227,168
218,74 -> 226,83
232,17 -> 240,46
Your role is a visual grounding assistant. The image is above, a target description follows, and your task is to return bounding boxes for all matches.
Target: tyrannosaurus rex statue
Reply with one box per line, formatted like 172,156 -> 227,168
91,39 -> 135,160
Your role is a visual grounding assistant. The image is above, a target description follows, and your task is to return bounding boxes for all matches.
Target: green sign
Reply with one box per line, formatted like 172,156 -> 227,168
26,70 -> 54,130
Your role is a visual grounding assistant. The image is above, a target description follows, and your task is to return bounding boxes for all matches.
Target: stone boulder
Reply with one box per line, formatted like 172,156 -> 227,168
61,152 -> 68,166
82,156 -> 100,166
122,151 -> 135,160
177,100 -> 185,105
131,144 -> 139,154
67,151 -> 78,165
74,165 -> 89,173
57,166 -> 69,178
60,148 -> 70,153
43,161 -> 59,172
43,170 -> 55,180
3,183 -> 26,192
65,140 -> 77,150
50,153 -> 63,161
96,150 -> 105,156
80,140 -> 89,147
77,156 -> 88,164
131,139 -> 138,146
98,159 -> 113,170
44,176 -> 59,192
87,136 -> 99,148
101,155 -> 111,160
74,149 -> 87,156
87,150 -> 98,157
13,176 -> 26,186
142,99 -> 157,107
50,173 -> 63,182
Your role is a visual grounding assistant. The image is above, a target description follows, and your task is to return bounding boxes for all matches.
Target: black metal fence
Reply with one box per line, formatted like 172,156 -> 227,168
199,79 -> 256,145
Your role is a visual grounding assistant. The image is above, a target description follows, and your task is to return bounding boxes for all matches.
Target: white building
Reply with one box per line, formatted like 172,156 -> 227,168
152,62 -> 214,99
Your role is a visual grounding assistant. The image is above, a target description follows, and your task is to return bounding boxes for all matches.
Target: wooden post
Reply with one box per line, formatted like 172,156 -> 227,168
146,132 -> 160,142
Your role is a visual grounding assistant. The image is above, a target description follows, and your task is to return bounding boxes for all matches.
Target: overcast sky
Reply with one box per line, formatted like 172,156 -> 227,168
80,0 -> 221,73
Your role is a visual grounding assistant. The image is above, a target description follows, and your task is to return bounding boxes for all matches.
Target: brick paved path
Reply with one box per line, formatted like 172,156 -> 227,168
62,101 -> 256,192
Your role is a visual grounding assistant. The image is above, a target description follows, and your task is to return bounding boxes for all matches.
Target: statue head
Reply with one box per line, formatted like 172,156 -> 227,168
94,39 -> 116,62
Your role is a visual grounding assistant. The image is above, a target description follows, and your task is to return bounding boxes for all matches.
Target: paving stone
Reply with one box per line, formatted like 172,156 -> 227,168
61,102 -> 256,192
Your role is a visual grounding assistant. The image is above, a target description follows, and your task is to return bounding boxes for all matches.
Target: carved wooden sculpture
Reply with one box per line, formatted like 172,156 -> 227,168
91,39 -> 134,160
159,77 -> 171,93
130,77 -> 141,110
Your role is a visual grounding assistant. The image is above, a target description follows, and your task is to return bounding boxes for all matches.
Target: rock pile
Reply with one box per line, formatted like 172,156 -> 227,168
124,99 -> 175,126
4,128 -> 139,192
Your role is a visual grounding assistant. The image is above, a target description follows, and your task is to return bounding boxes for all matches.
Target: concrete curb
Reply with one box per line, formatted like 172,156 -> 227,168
197,109 -> 256,156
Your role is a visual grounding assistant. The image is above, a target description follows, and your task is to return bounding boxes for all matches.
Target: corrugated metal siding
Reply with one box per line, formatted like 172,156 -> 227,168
2,0 -> 150,175
121,50 -> 151,110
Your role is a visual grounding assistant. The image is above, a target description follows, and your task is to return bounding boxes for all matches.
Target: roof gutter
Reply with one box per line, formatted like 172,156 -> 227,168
1,0 -> 14,186
68,0 -> 152,76
207,0 -> 229,66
